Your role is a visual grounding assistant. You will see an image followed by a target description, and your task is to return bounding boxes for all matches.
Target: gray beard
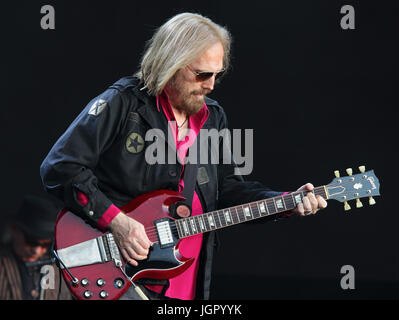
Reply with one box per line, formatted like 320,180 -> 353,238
167,75 -> 209,116
174,95 -> 205,116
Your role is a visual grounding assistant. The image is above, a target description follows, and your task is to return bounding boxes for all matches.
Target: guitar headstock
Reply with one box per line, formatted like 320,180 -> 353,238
326,166 -> 380,210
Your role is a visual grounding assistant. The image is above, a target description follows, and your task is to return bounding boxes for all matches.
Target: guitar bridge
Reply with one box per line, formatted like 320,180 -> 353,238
105,233 -> 122,267
154,218 -> 175,248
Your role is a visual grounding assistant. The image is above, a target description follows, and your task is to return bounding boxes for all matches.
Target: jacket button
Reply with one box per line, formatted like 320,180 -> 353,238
88,210 -> 94,216
168,169 -> 177,177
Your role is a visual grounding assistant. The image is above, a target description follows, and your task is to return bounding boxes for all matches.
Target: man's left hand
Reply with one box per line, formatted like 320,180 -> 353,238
291,183 -> 328,216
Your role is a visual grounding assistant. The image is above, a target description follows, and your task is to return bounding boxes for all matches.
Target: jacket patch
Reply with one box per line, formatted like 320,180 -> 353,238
88,99 -> 107,116
126,132 -> 145,154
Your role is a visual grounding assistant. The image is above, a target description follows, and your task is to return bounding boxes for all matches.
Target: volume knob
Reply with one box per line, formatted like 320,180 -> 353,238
96,278 -> 105,287
81,278 -> 89,287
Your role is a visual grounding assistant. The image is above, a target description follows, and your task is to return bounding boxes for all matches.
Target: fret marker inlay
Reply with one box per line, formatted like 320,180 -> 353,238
224,210 -> 232,223
294,194 -> 302,204
190,219 -> 197,233
244,206 -> 251,217
208,214 -> 215,227
182,220 -> 189,236
198,217 -> 205,231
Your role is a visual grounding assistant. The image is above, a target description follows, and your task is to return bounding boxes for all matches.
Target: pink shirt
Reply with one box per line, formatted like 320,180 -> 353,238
144,91 -> 209,299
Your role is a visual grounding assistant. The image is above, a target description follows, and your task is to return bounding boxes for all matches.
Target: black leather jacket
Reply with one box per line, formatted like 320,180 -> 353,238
40,76 -> 283,299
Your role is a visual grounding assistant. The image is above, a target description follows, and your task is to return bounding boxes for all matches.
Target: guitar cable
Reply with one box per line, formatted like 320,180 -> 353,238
117,264 -> 149,300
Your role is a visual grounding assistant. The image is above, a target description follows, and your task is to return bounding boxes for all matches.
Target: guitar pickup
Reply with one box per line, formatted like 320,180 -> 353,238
154,218 -> 174,248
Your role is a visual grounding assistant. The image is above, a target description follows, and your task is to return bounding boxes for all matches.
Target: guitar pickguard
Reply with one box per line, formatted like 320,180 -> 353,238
125,243 -> 181,280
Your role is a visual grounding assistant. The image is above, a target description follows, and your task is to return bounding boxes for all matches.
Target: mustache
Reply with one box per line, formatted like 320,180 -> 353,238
191,89 -> 211,96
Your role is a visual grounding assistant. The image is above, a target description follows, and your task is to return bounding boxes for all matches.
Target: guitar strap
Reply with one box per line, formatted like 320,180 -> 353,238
169,137 -> 199,219
181,161 -> 198,212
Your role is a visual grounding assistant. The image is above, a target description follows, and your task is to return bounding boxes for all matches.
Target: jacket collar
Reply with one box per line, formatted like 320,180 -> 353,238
131,83 -> 177,152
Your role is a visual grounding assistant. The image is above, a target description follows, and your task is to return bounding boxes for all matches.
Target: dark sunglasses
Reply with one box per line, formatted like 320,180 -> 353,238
187,66 -> 225,82
23,232 -> 52,248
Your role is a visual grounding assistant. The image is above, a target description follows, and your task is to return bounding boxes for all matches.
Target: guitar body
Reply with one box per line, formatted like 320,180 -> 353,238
55,190 -> 194,300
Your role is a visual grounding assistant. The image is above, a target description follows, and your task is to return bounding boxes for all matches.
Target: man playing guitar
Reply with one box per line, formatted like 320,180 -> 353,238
40,12 -> 327,300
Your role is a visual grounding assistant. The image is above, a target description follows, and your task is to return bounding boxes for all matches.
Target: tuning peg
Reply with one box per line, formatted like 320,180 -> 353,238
356,198 -> 363,208
346,168 -> 353,176
369,196 -> 376,205
344,201 -> 351,211
334,170 -> 340,178
359,165 -> 365,173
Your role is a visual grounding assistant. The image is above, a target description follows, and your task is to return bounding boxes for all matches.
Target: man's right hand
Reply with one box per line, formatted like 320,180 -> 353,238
108,212 -> 152,266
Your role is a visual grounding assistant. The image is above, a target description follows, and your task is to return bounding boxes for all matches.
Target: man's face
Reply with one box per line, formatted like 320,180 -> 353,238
164,41 -> 224,115
12,226 -> 52,262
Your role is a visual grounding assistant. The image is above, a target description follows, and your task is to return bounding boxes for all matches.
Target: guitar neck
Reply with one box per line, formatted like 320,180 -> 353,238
175,186 -> 328,239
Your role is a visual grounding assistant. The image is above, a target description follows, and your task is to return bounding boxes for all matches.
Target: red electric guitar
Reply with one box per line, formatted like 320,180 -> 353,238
54,167 -> 380,300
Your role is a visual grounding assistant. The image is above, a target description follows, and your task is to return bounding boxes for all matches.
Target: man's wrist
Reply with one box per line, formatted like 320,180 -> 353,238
97,205 -> 122,231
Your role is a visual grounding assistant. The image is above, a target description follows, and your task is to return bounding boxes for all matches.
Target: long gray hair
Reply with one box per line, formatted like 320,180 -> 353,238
135,12 -> 232,96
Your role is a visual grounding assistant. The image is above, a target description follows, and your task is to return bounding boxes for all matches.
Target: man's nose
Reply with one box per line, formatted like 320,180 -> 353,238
31,245 -> 46,256
201,75 -> 215,91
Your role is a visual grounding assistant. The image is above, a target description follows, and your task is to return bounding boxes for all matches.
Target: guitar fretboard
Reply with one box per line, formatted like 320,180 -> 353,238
174,186 -> 327,239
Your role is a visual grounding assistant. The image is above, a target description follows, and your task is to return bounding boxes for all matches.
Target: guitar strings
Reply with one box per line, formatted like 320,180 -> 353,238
109,189 -> 330,254
144,199 -> 313,238
145,201 -> 310,240
142,188 -> 326,237
142,188 -> 326,239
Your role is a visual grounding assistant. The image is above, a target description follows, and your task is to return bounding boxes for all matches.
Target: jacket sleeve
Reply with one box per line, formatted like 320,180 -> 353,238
40,87 -> 128,230
215,109 -> 287,211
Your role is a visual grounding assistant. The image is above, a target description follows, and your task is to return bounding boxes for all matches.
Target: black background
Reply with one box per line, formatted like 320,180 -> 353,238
1,0 -> 398,299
